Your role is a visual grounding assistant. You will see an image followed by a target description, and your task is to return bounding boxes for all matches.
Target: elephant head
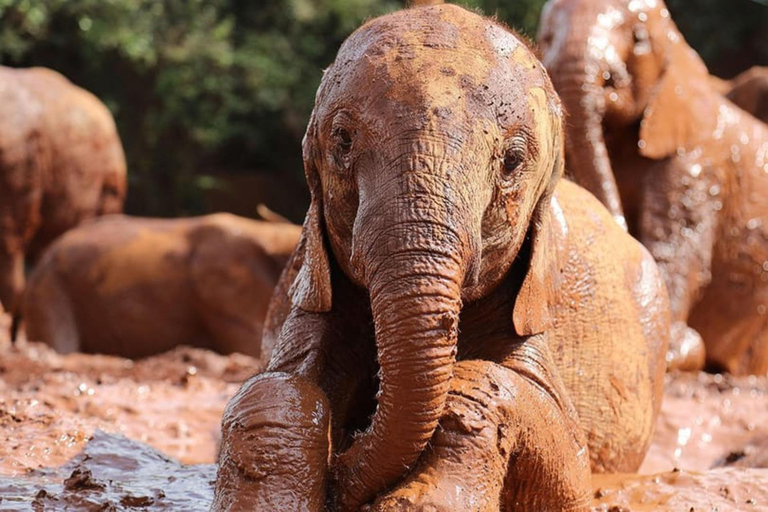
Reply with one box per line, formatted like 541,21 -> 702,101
538,0 -> 714,228
289,5 -> 565,507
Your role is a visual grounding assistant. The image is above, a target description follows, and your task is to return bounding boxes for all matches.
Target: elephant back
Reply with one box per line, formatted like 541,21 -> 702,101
547,179 -> 669,473
9,66 -> 127,258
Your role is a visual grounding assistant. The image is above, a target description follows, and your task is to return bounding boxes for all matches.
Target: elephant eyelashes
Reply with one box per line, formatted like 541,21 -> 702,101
335,128 -> 352,152
502,137 -> 527,177
331,126 -> 353,170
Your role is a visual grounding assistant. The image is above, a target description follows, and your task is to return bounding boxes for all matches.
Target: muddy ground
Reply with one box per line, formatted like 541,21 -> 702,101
1,337 -> 767,511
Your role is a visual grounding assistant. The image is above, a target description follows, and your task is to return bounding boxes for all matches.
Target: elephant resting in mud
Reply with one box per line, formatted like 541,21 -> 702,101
0,66 -> 127,332
22,214 -> 300,359
539,0 -> 768,375
213,6 -> 670,511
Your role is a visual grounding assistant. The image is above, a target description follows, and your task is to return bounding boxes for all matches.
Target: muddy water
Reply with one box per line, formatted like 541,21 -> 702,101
0,431 -> 216,510
0,341 -> 261,476
1,341 -> 768,510
641,372 -> 768,474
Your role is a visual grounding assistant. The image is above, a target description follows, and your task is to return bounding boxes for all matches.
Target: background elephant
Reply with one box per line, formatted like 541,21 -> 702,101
22,214 -> 300,359
539,0 -> 768,375
0,66 -> 127,332
725,66 -> 768,125
213,6 -> 669,511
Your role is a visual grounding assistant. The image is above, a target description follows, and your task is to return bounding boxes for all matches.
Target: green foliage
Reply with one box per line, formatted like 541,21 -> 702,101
666,0 -> 768,78
0,0 -> 765,216
455,0 -> 547,37
0,0 -> 400,215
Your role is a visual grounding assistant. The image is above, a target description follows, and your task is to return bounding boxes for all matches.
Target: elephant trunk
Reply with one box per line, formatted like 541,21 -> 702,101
555,63 -> 625,229
336,181 -> 474,509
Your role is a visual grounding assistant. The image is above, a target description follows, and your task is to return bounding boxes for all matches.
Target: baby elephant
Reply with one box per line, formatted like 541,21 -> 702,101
214,5 -> 669,511
22,214 -> 300,359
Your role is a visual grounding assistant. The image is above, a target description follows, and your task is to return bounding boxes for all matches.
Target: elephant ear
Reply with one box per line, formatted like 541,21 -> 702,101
288,113 -> 332,313
513,88 -> 563,336
513,197 -> 556,337
638,51 -> 718,160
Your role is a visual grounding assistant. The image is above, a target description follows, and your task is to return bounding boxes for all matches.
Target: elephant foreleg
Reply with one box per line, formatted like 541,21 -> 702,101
639,161 -> 717,371
213,372 -> 331,512
370,360 -> 591,512
0,249 -> 24,339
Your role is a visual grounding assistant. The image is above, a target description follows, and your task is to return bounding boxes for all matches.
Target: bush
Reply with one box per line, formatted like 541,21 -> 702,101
1,0 -> 765,217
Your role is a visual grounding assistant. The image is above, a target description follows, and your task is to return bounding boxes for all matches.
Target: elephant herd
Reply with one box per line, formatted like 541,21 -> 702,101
0,1 -> 767,511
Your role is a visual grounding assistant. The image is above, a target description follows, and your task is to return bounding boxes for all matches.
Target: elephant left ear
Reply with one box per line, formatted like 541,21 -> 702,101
513,205 -> 555,337
638,53 -> 718,160
288,110 -> 333,313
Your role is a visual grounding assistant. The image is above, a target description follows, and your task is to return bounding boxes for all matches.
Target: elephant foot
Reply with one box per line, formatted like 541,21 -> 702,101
370,361 -> 591,512
667,322 -> 706,372
213,372 -> 330,512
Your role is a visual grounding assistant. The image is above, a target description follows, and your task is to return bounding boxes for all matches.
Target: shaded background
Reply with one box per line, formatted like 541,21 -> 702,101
1,0 -> 766,222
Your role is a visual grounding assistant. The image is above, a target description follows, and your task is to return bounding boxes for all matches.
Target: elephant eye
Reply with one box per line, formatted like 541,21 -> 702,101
502,137 -> 527,178
331,127 -> 353,170
335,128 -> 352,153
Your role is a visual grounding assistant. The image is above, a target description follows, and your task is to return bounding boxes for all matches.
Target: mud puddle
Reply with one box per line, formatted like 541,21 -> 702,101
0,431 -> 215,510
0,340 -> 261,477
1,339 -> 768,510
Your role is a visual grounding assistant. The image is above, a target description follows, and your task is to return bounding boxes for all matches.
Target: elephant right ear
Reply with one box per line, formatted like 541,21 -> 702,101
288,114 -> 333,313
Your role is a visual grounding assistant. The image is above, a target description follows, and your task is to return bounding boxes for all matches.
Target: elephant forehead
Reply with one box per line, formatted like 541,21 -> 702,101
327,5 -> 542,118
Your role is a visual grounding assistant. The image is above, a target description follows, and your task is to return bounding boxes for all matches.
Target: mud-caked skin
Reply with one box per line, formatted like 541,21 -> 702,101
0,66 -> 127,332
539,0 -> 768,375
22,214 -> 300,359
214,5 -> 669,511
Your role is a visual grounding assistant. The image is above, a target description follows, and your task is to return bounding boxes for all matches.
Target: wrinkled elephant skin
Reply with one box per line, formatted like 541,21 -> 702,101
214,5 -> 670,511
22,214 -> 300,359
0,66 -> 127,329
539,0 -> 768,375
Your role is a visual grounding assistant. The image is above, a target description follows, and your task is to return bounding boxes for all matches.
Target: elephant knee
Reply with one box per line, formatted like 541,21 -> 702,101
214,372 -> 330,511
440,361 -> 519,456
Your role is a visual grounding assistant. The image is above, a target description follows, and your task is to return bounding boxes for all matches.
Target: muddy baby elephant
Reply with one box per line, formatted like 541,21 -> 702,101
0,66 -> 127,329
539,0 -> 768,374
22,214 -> 300,359
213,5 -> 670,511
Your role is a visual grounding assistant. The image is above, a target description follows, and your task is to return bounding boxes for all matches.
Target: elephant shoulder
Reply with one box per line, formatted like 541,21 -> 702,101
550,179 -> 638,256
549,178 -> 667,311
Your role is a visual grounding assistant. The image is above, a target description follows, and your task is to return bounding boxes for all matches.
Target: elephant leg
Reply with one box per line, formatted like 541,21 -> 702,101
639,160 -> 718,371
665,321 -> 705,372
213,372 -> 331,512
0,249 -> 24,339
22,269 -> 79,352
371,360 -> 591,512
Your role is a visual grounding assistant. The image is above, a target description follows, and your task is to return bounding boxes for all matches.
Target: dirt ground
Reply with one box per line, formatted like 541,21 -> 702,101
1,337 -> 767,510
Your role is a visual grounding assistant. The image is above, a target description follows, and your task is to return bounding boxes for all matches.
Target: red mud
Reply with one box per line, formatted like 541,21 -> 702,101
1,341 -> 767,510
